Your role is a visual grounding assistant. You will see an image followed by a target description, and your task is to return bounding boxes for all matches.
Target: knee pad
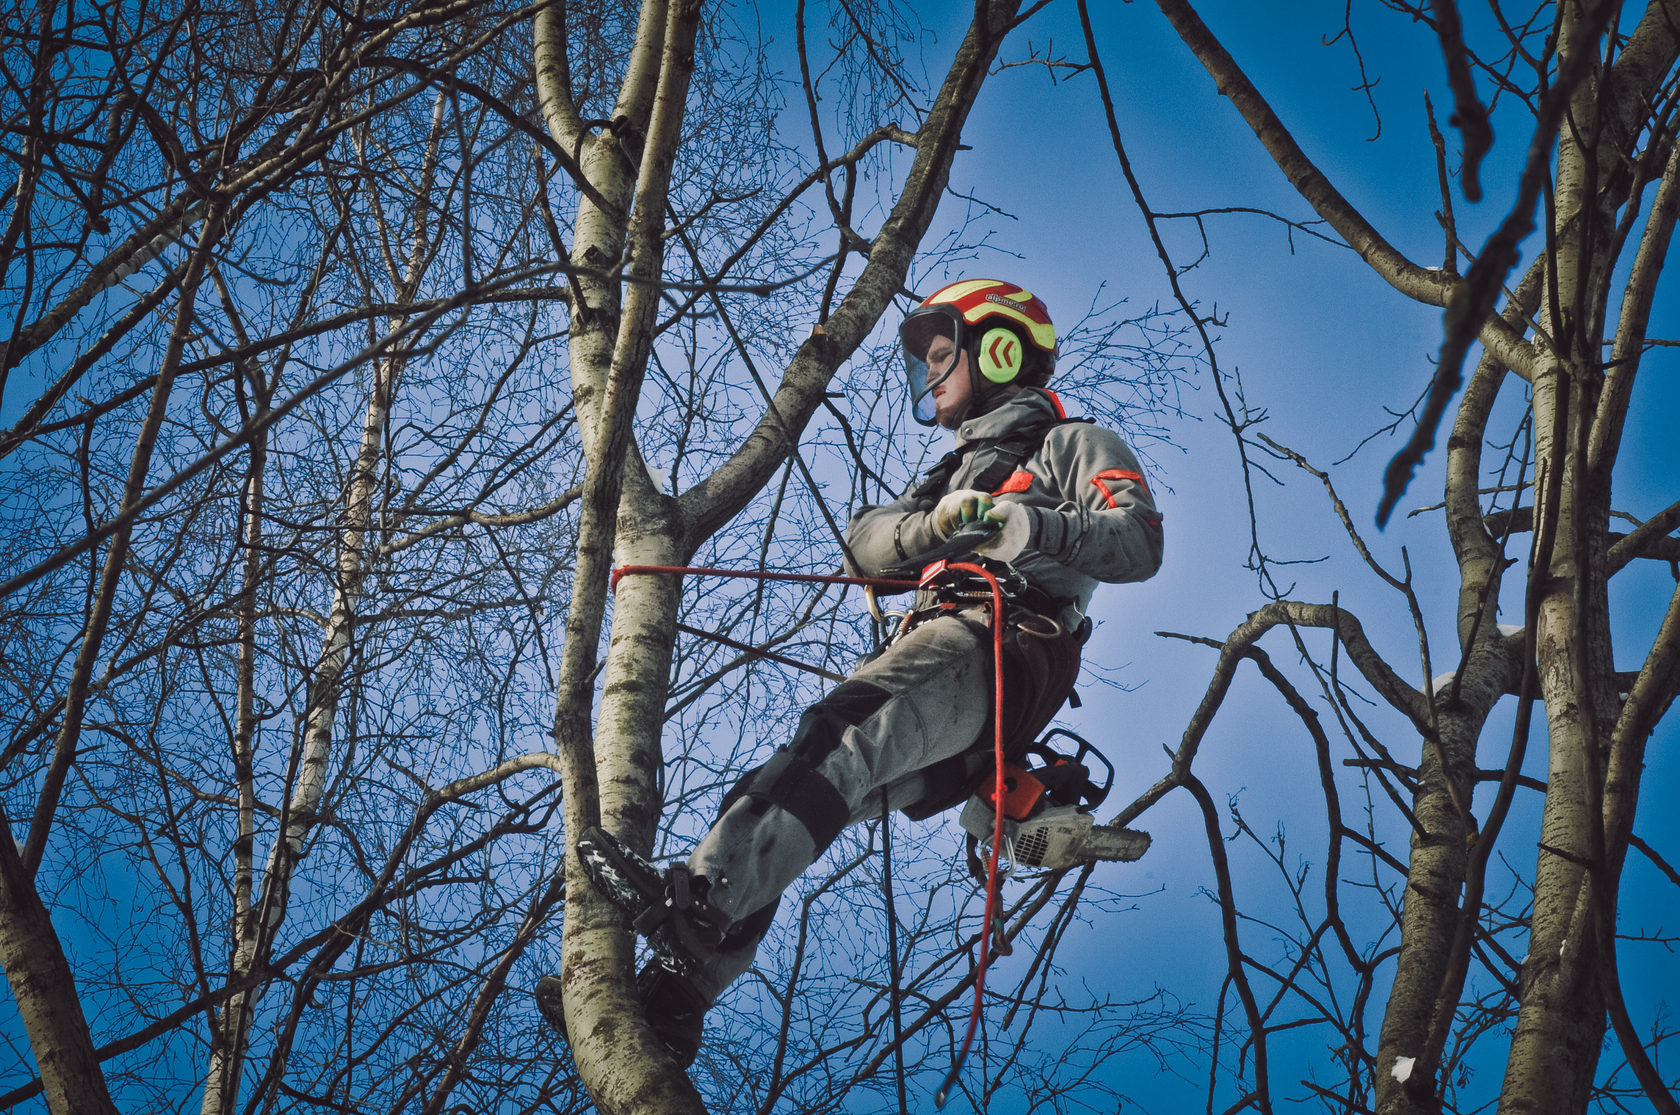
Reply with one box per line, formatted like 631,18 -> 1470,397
718,680 -> 890,854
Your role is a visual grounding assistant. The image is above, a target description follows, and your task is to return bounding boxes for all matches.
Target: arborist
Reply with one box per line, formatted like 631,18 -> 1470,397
537,278 -> 1164,1066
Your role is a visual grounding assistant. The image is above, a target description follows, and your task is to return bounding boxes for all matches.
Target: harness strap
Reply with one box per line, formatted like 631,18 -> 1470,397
907,413 -> 1092,506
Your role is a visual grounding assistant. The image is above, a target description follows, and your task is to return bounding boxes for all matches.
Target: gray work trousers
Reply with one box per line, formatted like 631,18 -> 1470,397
685,611 -> 992,1001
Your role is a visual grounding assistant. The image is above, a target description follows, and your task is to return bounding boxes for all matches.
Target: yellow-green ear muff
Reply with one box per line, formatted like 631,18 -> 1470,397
977,326 -> 1022,384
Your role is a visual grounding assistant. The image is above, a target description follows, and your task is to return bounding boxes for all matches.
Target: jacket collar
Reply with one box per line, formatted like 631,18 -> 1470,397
952,388 -> 1067,447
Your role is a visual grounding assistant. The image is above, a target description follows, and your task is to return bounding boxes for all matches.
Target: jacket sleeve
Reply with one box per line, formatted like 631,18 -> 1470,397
843,494 -> 944,577
1010,424 -> 1163,583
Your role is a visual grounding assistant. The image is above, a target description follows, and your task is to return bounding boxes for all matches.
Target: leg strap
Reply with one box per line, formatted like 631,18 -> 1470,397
631,863 -> 728,956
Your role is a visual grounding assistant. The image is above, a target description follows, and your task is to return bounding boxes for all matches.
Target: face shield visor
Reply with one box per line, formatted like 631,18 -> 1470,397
900,307 -> 963,427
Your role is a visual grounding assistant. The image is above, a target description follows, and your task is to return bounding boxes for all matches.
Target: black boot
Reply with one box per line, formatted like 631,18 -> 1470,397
574,826 -> 727,978
636,957 -> 709,1067
532,963 -> 710,1068
534,974 -> 568,1040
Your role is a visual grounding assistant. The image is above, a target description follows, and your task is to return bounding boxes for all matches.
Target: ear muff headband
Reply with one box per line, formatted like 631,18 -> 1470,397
976,326 -> 1023,384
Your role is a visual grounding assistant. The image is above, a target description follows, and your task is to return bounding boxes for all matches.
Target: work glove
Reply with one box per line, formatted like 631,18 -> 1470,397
975,500 -> 1033,563
932,488 -> 995,538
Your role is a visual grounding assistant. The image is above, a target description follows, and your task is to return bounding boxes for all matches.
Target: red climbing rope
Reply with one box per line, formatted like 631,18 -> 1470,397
613,559 -> 1012,1105
610,563 -> 917,595
931,560 -> 1008,1108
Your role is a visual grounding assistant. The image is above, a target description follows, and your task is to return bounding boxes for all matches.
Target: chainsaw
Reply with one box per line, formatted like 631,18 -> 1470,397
957,729 -> 1150,872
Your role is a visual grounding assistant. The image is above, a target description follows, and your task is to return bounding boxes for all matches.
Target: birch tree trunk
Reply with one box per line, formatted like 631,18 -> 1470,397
1498,3 -> 1652,1108
0,802 -> 117,1114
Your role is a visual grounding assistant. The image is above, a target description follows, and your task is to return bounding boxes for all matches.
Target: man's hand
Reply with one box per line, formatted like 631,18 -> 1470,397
932,489 -> 1034,563
932,488 -> 995,538
975,501 -> 1032,562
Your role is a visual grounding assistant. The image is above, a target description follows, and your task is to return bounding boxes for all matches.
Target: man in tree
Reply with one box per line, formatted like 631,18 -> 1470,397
539,278 -> 1164,1065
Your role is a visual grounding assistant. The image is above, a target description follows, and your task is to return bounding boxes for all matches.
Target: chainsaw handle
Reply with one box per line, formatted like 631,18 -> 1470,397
1035,728 -> 1114,810
880,520 -> 999,579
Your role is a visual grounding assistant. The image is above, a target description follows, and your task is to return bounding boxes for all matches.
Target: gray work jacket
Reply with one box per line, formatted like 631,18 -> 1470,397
845,389 -> 1163,625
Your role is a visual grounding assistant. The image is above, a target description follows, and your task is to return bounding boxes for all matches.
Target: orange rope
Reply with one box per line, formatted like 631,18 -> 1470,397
610,563 -> 918,595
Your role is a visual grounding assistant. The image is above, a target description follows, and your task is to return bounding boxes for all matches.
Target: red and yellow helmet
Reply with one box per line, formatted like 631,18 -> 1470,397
900,279 -> 1058,426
